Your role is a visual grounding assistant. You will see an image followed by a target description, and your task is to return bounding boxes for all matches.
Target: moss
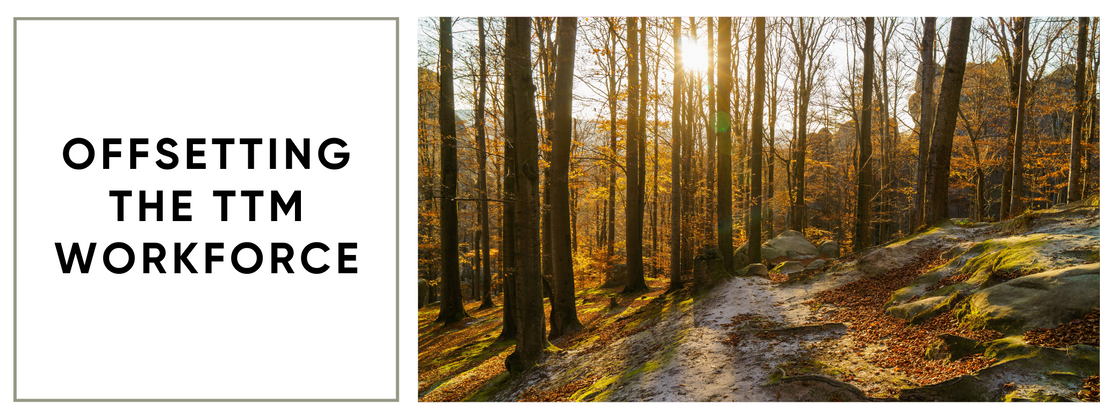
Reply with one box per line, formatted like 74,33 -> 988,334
464,372 -> 512,401
956,237 -> 1048,288
1086,252 -> 1100,263
953,218 -> 975,227
911,292 -> 965,325
570,373 -> 620,402
997,209 -> 1040,233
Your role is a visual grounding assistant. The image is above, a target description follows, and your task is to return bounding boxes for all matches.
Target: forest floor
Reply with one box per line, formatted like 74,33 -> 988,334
418,197 -> 1100,402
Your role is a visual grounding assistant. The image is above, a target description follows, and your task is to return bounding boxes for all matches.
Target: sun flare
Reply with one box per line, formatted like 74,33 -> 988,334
680,36 -> 708,72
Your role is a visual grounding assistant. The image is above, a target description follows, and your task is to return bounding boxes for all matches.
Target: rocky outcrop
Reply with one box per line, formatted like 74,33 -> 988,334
954,263 -> 1099,335
737,263 -> 769,277
762,231 -> 820,262
818,240 -> 839,259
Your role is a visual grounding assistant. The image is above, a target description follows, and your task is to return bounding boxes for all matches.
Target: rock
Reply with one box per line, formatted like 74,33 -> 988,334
954,263 -> 1099,335
762,230 -> 820,262
910,292 -> 966,325
805,259 -> 826,271
742,263 -> 769,277
887,296 -> 948,321
602,263 -> 628,288
856,248 -> 899,277
767,375 -> 875,401
771,261 -> 805,275
899,375 -> 988,401
902,336 -> 1100,401
819,240 -> 840,259
418,279 -> 429,308
924,334 -> 984,362
731,244 -> 749,271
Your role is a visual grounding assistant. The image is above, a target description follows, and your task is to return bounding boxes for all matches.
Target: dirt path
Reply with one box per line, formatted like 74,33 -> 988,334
625,274 -> 848,401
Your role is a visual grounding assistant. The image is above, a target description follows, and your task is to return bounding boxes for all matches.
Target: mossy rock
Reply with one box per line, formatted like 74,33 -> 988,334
771,261 -> 805,275
910,292 -> 966,325
886,296 -> 947,321
887,269 -> 950,306
899,374 -> 988,401
924,334 -> 984,362
953,263 -> 1099,335
955,236 -> 1050,288
737,263 -> 769,277
767,375 -> 876,402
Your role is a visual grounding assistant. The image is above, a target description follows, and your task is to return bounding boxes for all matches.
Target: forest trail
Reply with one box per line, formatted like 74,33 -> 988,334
632,275 -> 805,401
420,197 -> 1099,402
623,268 -> 860,401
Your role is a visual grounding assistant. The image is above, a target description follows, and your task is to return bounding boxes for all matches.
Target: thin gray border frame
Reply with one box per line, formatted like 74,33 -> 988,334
11,17 -> 400,402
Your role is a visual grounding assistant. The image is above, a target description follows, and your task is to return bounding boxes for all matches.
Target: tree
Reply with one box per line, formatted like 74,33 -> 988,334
1068,17 -> 1089,202
498,16 -> 519,341
476,17 -> 494,310
716,17 -> 733,271
624,17 -> 647,293
436,17 -> 469,324
925,17 -> 973,225
986,17 -> 1025,221
669,17 -> 684,290
549,17 -> 582,338
785,18 -> 834,233
1008,17 -> 1031,216
855,17 -> 874,252
535,18 -> 556,301
748,17 -> 765,263
604,18 -> 620,283
505,17 -> 547,373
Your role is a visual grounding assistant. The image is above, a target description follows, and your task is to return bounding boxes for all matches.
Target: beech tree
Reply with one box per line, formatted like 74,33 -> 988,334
624,17 -> 647,293
436,17 -> 469,324
505,17 -> 547,373
855,17 -> 874,252
549,17 -> 582,338
476,17 -> 494,310
914,17 -> 936,229
716,17 -> 733,271
925,17 -> 973,225
669,16 -> 683,290
748,17 -> 765,263
1068,17 -> 1089,202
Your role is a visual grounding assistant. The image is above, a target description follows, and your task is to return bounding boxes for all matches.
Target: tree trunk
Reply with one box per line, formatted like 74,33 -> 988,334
436,17 -> 468,324
1009,18 -> 1031,216
669,17 -> 683,290
855,17 -> 875,252
499,17 -> 519,341
925,17 -> 973,225
476,18 -> 494,310
536,19 -> 555,302
606,19 -> 619,284
639,18 -> 649,270
1068,17 -> 1089,202
717,17 -> 734,272
707,18 -> 717,247
548,17 -> 581,339
505,17 -> 547,373
651,31 -> 661,276
623,17 -> 647,294
1000,17 -> 1024,221
682,17 -> 697,277
748,17 -> 765,264
914,17 -> 936,230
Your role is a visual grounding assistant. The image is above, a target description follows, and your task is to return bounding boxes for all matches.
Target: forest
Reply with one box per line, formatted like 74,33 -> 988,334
418,17 -> 1100,402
